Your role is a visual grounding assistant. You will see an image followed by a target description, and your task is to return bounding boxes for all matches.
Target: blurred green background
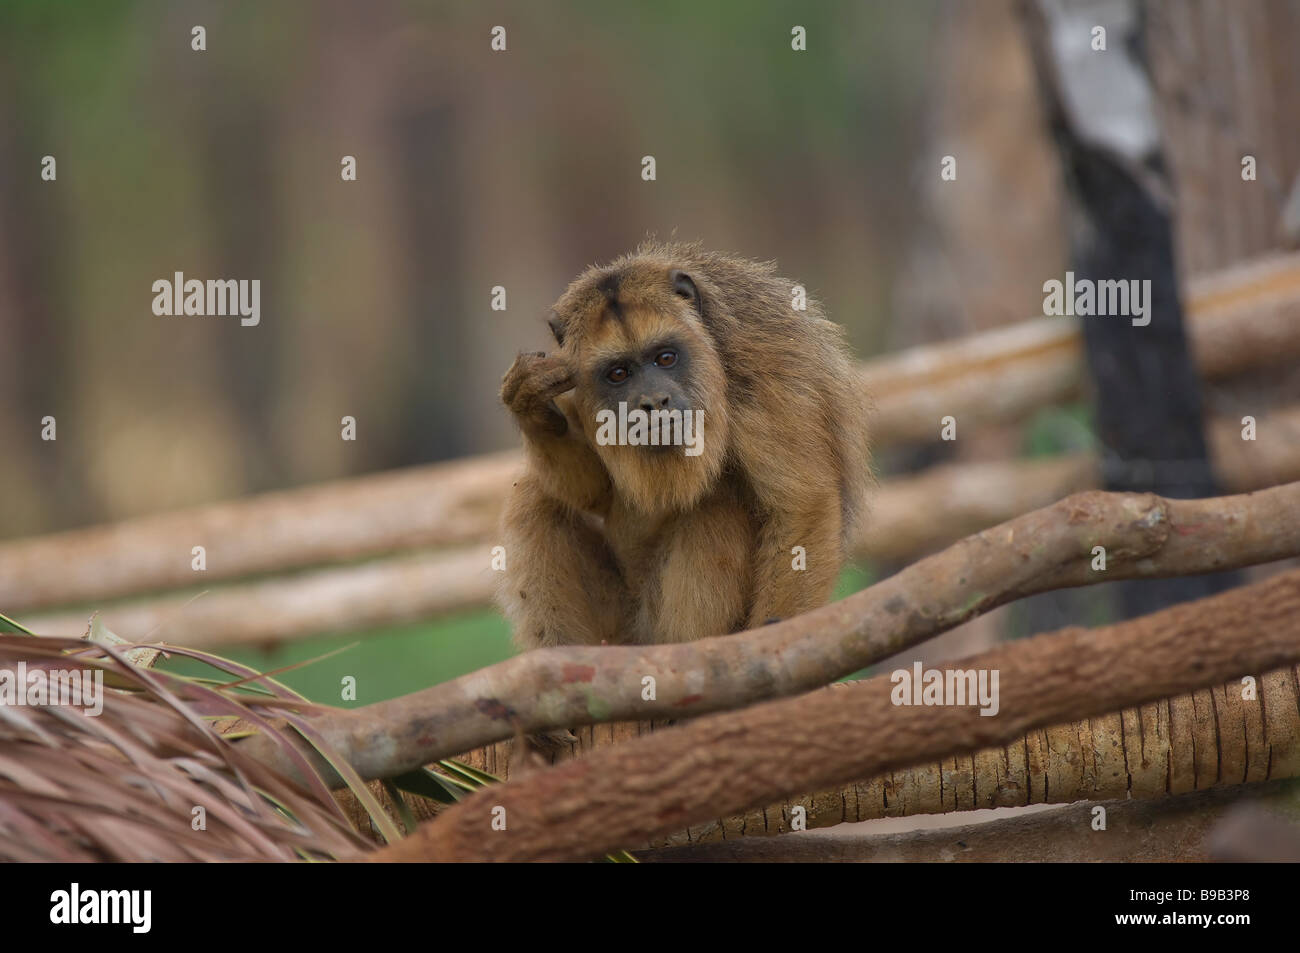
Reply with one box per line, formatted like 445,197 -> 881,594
0,1 -> 942,701
4,1 -> 1074,704
0,0 -> 937,534
159,564 -> 877,704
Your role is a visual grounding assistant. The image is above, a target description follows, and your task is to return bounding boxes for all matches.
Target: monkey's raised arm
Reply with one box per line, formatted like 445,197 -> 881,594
500,351 -> 613,513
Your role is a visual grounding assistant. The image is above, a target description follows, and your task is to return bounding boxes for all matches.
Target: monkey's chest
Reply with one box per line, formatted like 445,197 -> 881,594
601,489 -> 758,586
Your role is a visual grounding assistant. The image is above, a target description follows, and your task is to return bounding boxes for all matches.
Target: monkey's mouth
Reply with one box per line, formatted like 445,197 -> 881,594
645,419 -> 688,451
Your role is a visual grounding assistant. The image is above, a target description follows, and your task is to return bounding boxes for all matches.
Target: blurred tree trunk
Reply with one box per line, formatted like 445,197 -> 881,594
1146,0 -> 1300,497
0,55 -> 84,535
1146,0 -> 1300,274
1021,0 -> 1285,619
393,103 -> 470,465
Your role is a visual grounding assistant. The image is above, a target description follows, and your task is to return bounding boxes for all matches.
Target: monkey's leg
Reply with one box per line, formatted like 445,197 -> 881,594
498,474 -> 628,649
642,495 -> 751,642
746,496 -> 843,630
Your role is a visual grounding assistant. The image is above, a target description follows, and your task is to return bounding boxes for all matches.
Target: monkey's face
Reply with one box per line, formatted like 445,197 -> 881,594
589,334 -> 694,441
551,265 -> 730,514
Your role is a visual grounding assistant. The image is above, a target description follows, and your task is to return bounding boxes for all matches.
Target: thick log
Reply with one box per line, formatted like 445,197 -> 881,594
224,483 -> 1300,789
634,781 -> 1300,863
433,664 -> 1300,847
368,564 -> 1300,861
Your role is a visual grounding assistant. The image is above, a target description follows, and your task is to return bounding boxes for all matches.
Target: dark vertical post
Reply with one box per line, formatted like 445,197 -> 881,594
1023,0 -> 1237,618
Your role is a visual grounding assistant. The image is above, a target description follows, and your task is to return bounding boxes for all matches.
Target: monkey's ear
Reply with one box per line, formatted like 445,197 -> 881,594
547,313 -> 566,346
670,270 -> 701,312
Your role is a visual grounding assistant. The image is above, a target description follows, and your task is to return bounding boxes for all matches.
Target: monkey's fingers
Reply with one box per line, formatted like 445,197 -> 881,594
503,364 -> 575,430
536,366 -> 575,400
499,353 -> 540,404
525,352 -> 575,391
501,352 -> 570,402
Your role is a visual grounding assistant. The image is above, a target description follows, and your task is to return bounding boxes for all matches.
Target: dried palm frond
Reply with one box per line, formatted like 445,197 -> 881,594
0,630 -> 380,862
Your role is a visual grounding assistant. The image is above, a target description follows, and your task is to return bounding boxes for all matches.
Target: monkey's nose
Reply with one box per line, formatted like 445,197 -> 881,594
638,393 -> 671,413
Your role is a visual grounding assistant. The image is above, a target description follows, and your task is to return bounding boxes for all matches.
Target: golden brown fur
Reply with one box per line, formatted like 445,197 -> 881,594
498,241 -> 871,648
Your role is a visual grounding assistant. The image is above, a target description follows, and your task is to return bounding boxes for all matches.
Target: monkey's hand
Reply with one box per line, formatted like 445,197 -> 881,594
501,351 -> 575,438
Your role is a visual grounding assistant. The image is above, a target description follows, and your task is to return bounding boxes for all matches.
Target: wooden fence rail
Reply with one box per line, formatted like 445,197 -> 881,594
5,252 -> 1300,643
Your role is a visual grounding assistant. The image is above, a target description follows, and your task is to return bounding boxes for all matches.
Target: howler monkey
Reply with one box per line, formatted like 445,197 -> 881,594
498,241 -> 870,648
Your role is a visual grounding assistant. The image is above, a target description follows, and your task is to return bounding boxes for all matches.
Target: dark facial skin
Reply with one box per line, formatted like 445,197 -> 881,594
593,341 -> 693,449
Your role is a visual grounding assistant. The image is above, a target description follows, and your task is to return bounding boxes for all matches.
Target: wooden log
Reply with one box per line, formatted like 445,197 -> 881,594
633,781 -> 1300,863
360,663 -> 1300,850
20,408 -> 1300,644
4,253 -> 1300,615
369,565 -> 1300,861
231,483 -> 1300,788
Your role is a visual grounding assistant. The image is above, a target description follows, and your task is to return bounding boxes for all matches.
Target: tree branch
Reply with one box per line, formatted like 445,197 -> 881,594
369,564 -> 1300,861
237,481 -> 1300,787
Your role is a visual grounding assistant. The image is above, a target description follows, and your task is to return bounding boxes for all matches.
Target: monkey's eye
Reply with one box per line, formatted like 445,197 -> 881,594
606,365 -> 629,384
654,350 -> 677,368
